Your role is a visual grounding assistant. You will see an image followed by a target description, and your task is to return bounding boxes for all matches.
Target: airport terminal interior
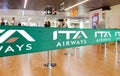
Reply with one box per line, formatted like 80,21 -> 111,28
0,0 -> 120,76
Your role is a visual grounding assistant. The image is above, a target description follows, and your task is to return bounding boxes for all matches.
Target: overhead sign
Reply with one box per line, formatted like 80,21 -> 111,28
0,26 -> 120,57
70,7 -> 78,16
60,2 -> 65,11
44,7 -> 57,15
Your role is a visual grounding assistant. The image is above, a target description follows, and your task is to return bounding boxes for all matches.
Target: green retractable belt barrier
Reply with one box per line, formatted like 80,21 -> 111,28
0,26 -> 120,57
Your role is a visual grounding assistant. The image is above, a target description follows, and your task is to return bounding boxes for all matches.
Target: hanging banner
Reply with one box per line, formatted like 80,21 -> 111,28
0,26 -> 120,57
89,9 -> 103,29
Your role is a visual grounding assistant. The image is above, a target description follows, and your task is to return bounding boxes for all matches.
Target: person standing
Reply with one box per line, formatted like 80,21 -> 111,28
96,13 -> 105,29
11,17 -> 17,26
44,21 -> 51,27
6,22 -> 9,26
47,21 -> 51,27
96,12 -> 105,49
1,18 -> 5,26
44,21 -> 48,27
18,22 -> 21,26
96,20 -> 105,28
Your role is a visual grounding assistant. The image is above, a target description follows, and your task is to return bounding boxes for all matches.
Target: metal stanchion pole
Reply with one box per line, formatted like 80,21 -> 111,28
48,65 -> 52,76
44,51 -> 56,67
104,43 -> 107,60
74,47 -> 77,56
74,47 -> 77,62
64,48 -> 73,56
103,42 -> 108,64
115,41 -> 119,62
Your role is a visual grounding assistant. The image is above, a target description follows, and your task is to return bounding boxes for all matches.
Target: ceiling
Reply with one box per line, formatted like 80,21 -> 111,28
0,0 -> 120,16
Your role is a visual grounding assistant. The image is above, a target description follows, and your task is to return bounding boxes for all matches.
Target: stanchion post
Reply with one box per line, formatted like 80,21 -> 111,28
105,43 -> 107,52
64,48 -> 74,56
44,51 -> 56,67
48,65 -> 52,76
74,47 -> 77,56
104,43 -> 107,58
115,41 -> 119,62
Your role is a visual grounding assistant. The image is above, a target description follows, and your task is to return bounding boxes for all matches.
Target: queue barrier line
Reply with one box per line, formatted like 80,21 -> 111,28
0,26 -> 120,57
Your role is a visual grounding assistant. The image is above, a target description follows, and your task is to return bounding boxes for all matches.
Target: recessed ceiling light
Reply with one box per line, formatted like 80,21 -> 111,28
24,0 -> 28,9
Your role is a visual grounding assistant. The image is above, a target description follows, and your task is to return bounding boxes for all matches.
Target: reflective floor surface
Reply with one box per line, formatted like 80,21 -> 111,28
0,43 -> 120,76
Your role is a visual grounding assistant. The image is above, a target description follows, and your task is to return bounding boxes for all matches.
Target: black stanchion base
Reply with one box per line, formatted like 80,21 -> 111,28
44,63 -> 56,67
64,53 -> 74,56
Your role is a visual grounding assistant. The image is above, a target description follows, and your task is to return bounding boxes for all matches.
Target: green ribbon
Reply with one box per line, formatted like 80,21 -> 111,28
0,26 -> 120,57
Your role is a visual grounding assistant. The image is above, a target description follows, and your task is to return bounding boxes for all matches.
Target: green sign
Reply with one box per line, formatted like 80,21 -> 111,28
0,26 -> 120,57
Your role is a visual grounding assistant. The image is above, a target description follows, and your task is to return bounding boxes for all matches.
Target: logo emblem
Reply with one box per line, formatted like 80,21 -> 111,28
0,29 -> 35,43
53,31 -> 88,40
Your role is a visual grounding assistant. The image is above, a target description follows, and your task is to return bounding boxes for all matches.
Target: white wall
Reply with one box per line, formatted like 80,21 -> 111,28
106,4 -> 120,28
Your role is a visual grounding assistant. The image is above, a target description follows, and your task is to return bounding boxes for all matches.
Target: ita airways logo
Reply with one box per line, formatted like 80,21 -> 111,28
53,31 -> 88,47
95,31 -> 112,42
0,29 -> 35,43
53,31 -> 88,40
115,32 -> 120,40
